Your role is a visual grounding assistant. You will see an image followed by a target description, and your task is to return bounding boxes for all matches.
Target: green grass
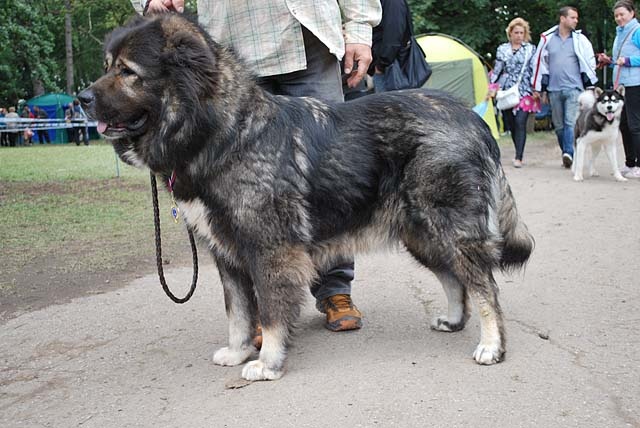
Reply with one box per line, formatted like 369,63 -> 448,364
0,142 -> 146,182
0,142 -> 190,291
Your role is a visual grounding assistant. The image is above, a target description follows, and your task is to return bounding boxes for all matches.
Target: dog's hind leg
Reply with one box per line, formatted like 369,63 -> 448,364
430,271 -> 470,332
213,258 -> 259,367
408,241 -> 505,364
241,246 -> 313,381
606,135 -> 628,181
450,246 -> 505,365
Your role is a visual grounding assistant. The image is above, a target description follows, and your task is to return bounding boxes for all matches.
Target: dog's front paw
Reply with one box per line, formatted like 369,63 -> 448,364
241,360 -> 283,381
615,174 -> 628,182
472,342 -> 504,365
430,316 -> 465,332
573,175 -> 584,182
213,346 -> 254,366
589,169 -> 599,177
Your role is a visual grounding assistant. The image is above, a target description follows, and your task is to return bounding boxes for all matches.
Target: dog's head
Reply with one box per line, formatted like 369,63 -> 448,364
77,13 -> 220,172
593,86 -> 625,122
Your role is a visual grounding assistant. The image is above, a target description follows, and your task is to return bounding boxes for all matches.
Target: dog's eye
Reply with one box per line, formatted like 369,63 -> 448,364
119,67 -> 136,77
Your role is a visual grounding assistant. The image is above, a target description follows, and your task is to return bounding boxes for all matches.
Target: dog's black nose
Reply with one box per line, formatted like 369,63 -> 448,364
77,88 -> 94,107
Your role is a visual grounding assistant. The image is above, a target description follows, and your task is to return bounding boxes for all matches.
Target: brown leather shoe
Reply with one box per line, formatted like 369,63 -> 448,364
320,294 -> 363,331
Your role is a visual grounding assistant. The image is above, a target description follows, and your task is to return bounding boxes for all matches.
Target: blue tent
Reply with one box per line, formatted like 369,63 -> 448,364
26,93 -> 75,143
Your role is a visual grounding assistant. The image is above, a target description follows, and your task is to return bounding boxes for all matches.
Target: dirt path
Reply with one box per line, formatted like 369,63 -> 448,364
1,133 -> 639,427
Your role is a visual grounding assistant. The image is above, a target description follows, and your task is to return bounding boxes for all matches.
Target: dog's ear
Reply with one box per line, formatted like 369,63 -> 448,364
161,16 -> 217,95
594,87 -> 603,97
617,85 -> 625,97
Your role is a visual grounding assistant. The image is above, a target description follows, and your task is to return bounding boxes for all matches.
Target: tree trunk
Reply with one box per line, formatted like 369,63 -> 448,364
64,0 -> 74,95
32,78 -> 45,97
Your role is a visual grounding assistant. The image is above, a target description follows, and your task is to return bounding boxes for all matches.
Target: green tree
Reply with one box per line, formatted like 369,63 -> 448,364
0,0 -> 132,106
0,0 -> 60,105
409,0 -> 617,65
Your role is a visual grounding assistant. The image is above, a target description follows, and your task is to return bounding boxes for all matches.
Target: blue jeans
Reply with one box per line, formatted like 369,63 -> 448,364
373,73 -> 387,93
548,89 -> 581,157
257,26 -> 353,304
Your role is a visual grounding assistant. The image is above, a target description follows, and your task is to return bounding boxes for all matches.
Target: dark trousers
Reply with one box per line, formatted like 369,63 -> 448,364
0,131 -> 8,146
7,132 -> 17,147
620,85 -> 640,168
37,129 -> 50,143
503,109 -> 530,161
257,26 -> 354,302
67,127 -> 77,145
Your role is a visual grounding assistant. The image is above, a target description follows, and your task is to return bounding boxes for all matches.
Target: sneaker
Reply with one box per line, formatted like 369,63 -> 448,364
620,165 -> 633,175
319,294 -> 363,332
513,159 -> 523,168
623,166 -> 640,178
562,153 -> 573,169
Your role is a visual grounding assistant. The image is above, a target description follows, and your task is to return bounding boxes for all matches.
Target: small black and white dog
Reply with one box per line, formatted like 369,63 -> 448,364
573,86 -> 627,182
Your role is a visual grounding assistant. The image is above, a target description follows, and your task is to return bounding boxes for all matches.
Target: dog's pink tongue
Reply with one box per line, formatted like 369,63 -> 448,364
606,112 -> 615,121
97,122 -> 108,134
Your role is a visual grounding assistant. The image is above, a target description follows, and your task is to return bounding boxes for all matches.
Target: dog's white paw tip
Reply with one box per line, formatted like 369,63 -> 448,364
472,344 -> 504,365
573,176 -> 583,182
213,346 -> 253,367
241,360 -> 283,381
430,316 -> 453,332
615,176 -> 628,182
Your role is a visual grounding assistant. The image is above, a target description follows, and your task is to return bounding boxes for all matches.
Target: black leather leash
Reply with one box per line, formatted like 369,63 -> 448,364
150,172 -> 198,303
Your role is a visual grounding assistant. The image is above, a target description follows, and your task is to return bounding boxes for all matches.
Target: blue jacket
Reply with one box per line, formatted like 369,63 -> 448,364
612,18 -> 640,87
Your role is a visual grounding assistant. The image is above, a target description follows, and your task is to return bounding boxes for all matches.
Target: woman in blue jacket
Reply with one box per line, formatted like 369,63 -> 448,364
610,0 -> 640,178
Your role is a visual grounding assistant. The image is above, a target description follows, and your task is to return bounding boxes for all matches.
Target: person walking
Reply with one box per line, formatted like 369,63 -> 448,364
490,17 -> 539,168
135,0 -> 381,333
21,105 -> 34,145
601,0 -> 640,178
5,107 -> 19,147
33,106 -> 51,144
0,108 -> 8,147
531,6 -> 597,169
65,103 -> 78,145
73,99 -> 90,145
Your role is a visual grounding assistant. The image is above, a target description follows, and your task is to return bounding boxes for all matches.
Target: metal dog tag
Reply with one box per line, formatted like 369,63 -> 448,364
170,197 -> 180,223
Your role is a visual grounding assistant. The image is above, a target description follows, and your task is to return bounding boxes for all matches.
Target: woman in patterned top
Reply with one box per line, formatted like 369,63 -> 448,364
490,17 -> 539,168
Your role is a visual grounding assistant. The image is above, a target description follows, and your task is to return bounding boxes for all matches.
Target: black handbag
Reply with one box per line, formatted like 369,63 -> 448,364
383,10 -> 432,90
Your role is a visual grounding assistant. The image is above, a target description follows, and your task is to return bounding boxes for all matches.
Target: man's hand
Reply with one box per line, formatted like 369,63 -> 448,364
344,43 -> 372,88
146,0 -> 184,14
534,91 -> 549,104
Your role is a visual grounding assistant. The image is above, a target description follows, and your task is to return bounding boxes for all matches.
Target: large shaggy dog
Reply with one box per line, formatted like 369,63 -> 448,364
79,14 -> 533,381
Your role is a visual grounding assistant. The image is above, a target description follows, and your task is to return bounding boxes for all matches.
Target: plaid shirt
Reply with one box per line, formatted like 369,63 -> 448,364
134,1 -> 381,77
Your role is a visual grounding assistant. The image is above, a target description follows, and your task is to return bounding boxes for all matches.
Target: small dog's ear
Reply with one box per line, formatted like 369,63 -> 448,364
594,87 -> 603,97
617,85 -> 625,97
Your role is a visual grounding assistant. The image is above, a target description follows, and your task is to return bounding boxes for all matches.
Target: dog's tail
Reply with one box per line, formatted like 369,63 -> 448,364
495,169 -> 534,271
578,89 -> 596,112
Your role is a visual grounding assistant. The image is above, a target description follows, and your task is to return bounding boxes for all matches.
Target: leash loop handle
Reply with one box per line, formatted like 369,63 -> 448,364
150,172 -> 198,303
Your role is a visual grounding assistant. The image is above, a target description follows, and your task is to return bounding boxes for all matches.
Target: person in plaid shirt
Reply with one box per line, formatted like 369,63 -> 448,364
135,0 -> 381,333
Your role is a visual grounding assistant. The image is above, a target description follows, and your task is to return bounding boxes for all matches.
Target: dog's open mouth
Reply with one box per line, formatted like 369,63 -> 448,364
605,112 -> 616,122
97,114 -> 147,138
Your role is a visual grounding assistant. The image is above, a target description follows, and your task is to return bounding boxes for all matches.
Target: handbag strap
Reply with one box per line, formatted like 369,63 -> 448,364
613,26 -> 639,89
514,45 -> 531,84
